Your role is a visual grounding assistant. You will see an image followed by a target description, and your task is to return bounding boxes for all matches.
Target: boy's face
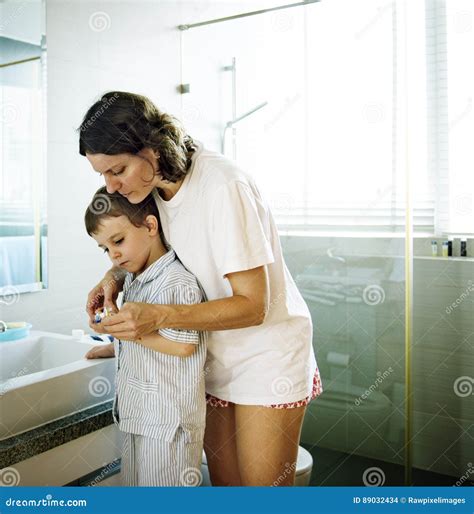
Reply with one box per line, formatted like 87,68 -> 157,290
91,215 -> 157,274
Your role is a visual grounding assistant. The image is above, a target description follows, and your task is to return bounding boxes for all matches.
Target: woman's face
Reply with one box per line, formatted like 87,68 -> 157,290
86,148 -> 159,204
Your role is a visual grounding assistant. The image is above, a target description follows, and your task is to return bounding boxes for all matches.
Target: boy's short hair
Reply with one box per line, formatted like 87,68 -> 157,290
85,186 -> 160,236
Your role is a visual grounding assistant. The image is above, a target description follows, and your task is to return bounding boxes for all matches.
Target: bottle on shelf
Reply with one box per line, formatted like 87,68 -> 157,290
442,241 -> 449,257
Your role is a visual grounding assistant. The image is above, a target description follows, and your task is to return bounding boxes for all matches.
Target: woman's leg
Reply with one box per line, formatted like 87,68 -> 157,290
234,404 -> 306,486
204,403 -> 242,486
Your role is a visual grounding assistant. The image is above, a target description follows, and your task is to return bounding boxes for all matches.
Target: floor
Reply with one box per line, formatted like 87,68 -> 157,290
69,447 -> 473,487
302,444 -> 474,487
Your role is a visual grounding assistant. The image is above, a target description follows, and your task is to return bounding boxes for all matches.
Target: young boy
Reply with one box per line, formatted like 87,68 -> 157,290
84,187 -> 206,487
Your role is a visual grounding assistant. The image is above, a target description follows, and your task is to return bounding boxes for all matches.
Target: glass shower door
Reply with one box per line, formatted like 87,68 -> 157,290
180,0 -> 408,486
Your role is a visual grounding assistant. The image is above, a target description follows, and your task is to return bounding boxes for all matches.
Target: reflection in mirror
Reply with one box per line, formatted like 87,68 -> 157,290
0,0 -> 47,295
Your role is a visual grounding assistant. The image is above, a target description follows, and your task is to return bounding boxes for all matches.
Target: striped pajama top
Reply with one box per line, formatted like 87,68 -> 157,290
112,249 -> 207,443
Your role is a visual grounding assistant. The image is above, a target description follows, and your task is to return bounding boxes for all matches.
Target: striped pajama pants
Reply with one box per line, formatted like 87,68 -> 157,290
120,429 -> 203,487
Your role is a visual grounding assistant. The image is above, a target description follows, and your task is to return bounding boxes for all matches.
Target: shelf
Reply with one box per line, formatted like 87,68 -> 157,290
414,256 -> 474,262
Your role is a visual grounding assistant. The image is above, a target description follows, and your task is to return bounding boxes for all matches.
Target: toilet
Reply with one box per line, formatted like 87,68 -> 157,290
200,445 -> 313,486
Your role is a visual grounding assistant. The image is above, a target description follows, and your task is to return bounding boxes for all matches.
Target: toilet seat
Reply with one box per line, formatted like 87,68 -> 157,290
296,446 -> 313,477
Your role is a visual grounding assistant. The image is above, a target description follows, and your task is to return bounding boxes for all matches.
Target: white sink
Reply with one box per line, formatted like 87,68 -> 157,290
0,331 -> 115,441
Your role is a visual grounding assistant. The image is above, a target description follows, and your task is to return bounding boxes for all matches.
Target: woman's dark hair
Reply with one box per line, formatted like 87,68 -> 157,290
78,91 -> 195,183
85,186 -> 161,237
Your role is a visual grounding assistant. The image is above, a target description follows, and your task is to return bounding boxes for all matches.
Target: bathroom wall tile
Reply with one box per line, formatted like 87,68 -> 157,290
47,58 -> 101,145
412,411 -> 473,477
46,0 -> 101,66
5,1 -> 186,334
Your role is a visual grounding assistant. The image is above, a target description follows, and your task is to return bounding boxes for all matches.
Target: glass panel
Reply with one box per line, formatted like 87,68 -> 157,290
411,0 -> 474,485
0,0 -> 47,296
182,0 -> 407,485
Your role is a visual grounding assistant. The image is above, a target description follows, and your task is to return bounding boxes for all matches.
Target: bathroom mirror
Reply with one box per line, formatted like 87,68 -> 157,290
0,0 -> 47,295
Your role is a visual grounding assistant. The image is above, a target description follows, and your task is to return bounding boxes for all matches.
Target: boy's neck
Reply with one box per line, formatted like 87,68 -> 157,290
136,238 -> 169,277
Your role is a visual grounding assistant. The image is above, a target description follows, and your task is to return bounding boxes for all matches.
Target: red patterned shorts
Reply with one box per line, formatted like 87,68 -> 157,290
205,367 -> 323,409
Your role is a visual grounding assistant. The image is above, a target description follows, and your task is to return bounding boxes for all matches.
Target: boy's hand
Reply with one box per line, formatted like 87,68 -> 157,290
85,343 -> 115,359
100,302 -> 164,341
86,269 -> 124,321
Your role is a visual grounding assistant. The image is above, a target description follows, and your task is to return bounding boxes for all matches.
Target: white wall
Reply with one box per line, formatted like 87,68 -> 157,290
3,0 -> 281,334
4,0 -> 185,333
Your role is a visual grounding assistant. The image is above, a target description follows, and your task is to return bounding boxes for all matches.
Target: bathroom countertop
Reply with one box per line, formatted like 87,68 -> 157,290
0,401 -> 114,468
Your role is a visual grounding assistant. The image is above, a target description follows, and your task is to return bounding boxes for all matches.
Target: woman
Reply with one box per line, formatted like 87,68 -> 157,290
79,91 -> 323,486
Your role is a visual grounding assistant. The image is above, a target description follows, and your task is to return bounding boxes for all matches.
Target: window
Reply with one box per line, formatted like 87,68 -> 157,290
0,15 -> 47,293
181,0 -> 473,236
444,0 -> 474,235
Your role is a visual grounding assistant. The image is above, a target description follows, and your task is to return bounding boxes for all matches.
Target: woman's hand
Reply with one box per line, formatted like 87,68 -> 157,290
85,343 -> 115,359
89,265 -> 269,337
98,302 -> 165,341
86,268 -> 125,321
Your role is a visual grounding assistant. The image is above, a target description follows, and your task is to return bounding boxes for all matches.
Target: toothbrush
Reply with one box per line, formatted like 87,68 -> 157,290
94,306 -> 116,323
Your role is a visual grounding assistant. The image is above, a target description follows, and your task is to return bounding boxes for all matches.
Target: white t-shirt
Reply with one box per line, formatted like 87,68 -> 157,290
153,142 -> 317,404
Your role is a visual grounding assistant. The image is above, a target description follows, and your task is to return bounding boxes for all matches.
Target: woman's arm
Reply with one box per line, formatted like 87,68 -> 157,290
162,266 -> 269,330
97,266 -> 269,340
